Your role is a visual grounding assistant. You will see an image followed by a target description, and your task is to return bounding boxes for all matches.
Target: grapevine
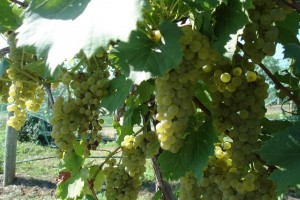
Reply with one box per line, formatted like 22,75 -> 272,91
1,0 -> 300,199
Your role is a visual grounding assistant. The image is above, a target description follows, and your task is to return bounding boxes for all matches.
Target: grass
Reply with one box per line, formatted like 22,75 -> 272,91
0,117 -> 157,199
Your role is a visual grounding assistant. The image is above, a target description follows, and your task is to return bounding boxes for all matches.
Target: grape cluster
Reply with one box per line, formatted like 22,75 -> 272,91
179,171 -> 201,200
155,27 -> 219,153
103,132 -> 159,200
121,131 -> 160,176
196,54 -> 276,199
6,33 -> 44,131
104,161 -> 142,200
69,56 -> 109,148
50,55 -> 109,155
50,96 -> 78,152
198,141 -> 276,200
242,0 -> 288,63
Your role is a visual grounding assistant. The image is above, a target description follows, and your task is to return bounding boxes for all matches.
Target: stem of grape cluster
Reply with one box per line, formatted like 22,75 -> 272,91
237,41 -> 300,108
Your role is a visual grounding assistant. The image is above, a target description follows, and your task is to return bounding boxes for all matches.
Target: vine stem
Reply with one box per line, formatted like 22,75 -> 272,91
283,0 -> 300,12
146,100 -> 176,200
237,41 -> 300,108
192,97 -> 212,117
43,83 -> 55,108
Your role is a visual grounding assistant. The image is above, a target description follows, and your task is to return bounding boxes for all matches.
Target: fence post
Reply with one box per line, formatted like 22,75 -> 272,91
3,112 -> 18,186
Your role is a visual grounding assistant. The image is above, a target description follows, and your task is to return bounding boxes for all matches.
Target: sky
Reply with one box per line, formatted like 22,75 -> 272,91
0,35 -> 6,49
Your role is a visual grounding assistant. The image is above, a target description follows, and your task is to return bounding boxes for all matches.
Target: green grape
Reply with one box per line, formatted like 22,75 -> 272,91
220,72 -> 232,83
179,172 -> 200,200
5,33 -> 44,131
231,67 -> 242,76
246,71 -> 257,82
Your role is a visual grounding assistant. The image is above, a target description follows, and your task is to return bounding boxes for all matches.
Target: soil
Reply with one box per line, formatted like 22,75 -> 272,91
0,174 -> 56,200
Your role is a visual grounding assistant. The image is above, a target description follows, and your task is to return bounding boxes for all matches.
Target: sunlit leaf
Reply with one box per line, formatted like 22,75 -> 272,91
17,0 -> 144,72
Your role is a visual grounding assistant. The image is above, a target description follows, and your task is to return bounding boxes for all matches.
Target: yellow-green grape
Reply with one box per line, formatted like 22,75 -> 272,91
62,72 -> 72,85
220,72 -> 232,83
223,141 -> 232,150
151,30 -> 161,43
232,67 -> 242,76
214,146 -> 224,159
246,71 -> 257,82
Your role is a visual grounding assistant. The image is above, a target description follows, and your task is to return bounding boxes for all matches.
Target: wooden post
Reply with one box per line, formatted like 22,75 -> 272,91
3,112 -> 18,186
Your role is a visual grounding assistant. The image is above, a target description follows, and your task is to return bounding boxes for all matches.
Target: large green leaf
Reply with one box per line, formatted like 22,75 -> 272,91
184,0 -> 219,10
57,169 -> 88,199
259,122 -> 300,195
17,0 -> 144,72
274,70 -> 299,87
27,0 -> 90,19
114,21 -> 183,82
283,43 -> 300,74
277,11 -> 300,45
261,118 -> 293,135
135,80 -> 155,103
100,75 -> 133,112
60,151 -> 85,173
212,0 -> 249,58
0,0 -> 21,32
67,170 -> 88,199
158,119 -> 217,182
194,82 -> 212,112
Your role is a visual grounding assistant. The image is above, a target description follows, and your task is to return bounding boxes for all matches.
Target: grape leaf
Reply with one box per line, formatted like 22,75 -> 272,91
283,43 -> 300,74
184,0 -> 219,9
60,151 -> 85,173
73,140 -> 86,158
277,11 -> 300,45
259,122 -> 300,195
152,190 -> 162,200
67,170 -> 87,199
273,71 -> 299,87
56,169 -> 88,199
100,75 -> 133,112
93,170 -> 105,192
0,0 -> 21,32
158,119 -> 217,182
135,80 -> 155,103
85,166 -> 105,193
114,21 -> 183,82
0,58 -> 11,77
261,118 -> 293,135
16,0 -> 144,72
22,59 -> 61,80
212,0 -> 249,58
195,82 -> 212,112
123,102 -> 142,127
27,0 -> 90,20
